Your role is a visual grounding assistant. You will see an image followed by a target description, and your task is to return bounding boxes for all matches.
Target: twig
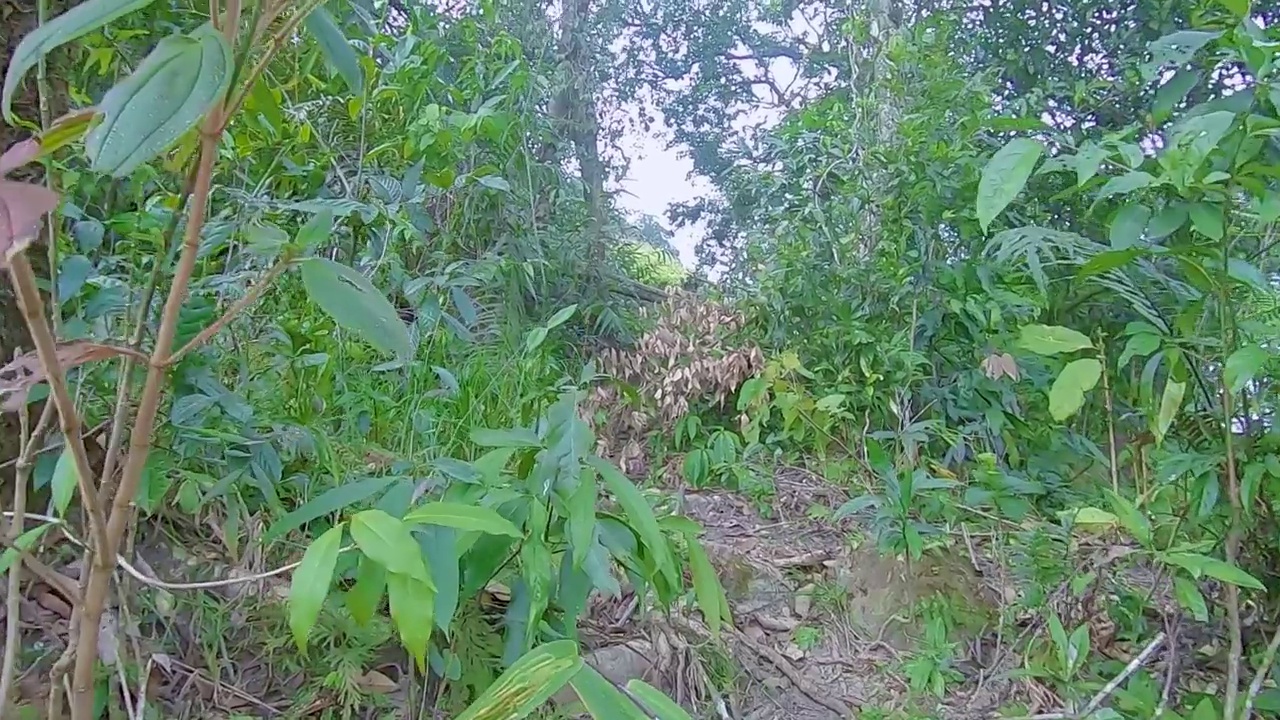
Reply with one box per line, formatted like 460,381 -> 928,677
0,398 -> 33,709
166,254 -> 292,365
1080,633 -> 1166,717
1243,622 -> 1280,720
729,627 -> 855,716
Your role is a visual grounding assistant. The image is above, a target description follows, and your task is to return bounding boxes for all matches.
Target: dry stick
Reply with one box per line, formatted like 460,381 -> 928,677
167,254 -> 293,366
1080,632 -> 1166,717
1100,339 -> 1119,494
1243,622 -> 1280,720
70,9 -> 241,714
1221,275 -> 1245,720
0,401 -> 33,710
7,254 -> 110,557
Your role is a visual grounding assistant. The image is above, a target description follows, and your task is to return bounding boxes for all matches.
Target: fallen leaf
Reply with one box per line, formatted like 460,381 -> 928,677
0,342 -> 145,410
0,139 -> 40,175
355,669 -> 399,694
0,179 -> 59,266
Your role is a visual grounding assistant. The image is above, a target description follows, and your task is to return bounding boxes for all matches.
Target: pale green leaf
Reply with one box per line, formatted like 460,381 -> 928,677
1097,171 -> 1155,200
294,210 -> 334,249
1225,345 -> 1269,394
1059,506 -> 1118,527
402,502 -> 522,537
1144,31 -> 1221,82
567,665 -> 650,720
546,304 -> 579,329
1117,333 -> 1161,369
470,427 -> 542,448
1174,576 -> 1209,622
1109,204 -> 1151,249
85,24 -> 232,177
1105,490 -> 1152,547
1017,324 -> 1093,356
387,572 -> 434,671
0,523 -> 55,576
525,326 -> 549,352
1162,552 -> 1264,590
50,445 -> 78,517
567,470 -> 597,568
299,258 -> 412,360
1153,70 -> 1200,123
1188,202 -> 1224,240
3,0 -> 159,121
1155,379 -> 1186,444
455,640 -> 583,720
627,680 -> 694,720
303,7 -> 364,96
1049,358 -> 1102,421
350,509 -> 431,584
262,476 -> 397,545
687,537 -> 723,638
345,554 -> 385,626
288,523 -> 344,653
1075,142 -> 1108,185
977,138 -> 1043,231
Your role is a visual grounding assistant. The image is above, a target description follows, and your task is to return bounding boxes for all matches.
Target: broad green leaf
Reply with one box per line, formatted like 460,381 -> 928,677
525,326 -> 549,352
1174,575 -> 1209,622
85,24 -> 232,177
1225,345 -> 1269,394
387,571 -> 434,671
417,526 -> 459,634
567,469 -> 597,567
262,476 -> 396,545
1017,324 -> 1093,356
470,427 -> 542,448
567,665 -> 650,720
977,138 -> 1043,232
2,0 -> 159,121
1059,506 -> 1118,527
546,304 -> 578,329
1117,333 -> 1161,369
687,538 -> 723,638
1227,258 -> 1269,289
1144,31 -> 1221,82
1078,248 -> 1144,279
1188,202 -> 1224,240
350,509 -> 431,584
345,554 -> 385,626
1153,70 -> 1200,123
303,7 -> 364,96
50,445 -> 78,517
1105,491 -> 1152,547
1147,204 -> 1188,239
299,258 -> 413,360
288,523 -> 344,653
0,522 -> 55,576
1097,171 -> 1155,200
586,456 -> 678,589
1075,142 -> 1108,185
627,680 -> 694,720
1155,379 -> 1186,444
455,640 -> 583,720
1049,358 -> 1102,421
294,210 -> 334,249
1162,552 -> 1264,590
402,502 -> 522,537
1109,204 -> 1150,248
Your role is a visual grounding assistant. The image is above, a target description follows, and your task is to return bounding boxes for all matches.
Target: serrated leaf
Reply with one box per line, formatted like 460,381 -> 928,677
346,554 -> 385,626
403,502 -> 522,537
3,0 -> 159,121
289,523 -> 344,653
687,538 -> 723,638
299,258 -> 412,360
303,7 -> 364,96
471,427 -> 542,448
627,680 -> 694,720
1225,345 -> 1269,394
567,665 -> 650,719
262,476 -> 396,545
387,571 -> 433,671
85,24 -> 232,177
350,509 -> 431,584
1156,379 -> 1186,444
1017,324 -> 1094,356
1049,358 -> 1102,421
50,445 -> 78,516
455,640 -> 583,720
585,456 -> 678,589
977,138 -> 1043,231
1162,552 -> 1264,590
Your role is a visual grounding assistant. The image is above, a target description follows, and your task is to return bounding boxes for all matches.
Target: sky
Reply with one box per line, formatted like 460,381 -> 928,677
613,118 -> 709,269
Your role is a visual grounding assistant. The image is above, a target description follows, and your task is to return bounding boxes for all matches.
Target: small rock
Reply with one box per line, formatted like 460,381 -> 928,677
782,643 -> 805,662
793,583 -> 816,617
755,614 -> 798,633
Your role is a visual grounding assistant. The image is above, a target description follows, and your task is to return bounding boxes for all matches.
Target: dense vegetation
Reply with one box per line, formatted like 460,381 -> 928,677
3,1 -> 1280,719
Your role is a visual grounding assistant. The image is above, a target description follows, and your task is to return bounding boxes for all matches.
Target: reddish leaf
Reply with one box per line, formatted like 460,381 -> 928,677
0,139 -> 40,175
0,180 -> 60,266
1,342 -> 144,411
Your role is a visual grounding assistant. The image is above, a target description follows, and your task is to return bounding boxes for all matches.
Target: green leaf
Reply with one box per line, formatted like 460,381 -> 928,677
85,23 -> 232,177
1225,345 -> 1269,394
567,665 -> 650,720
50,445 -> 78,517
977,138 -> 1043,232
1155,379 -> 1186,444
545,304 -> 579,329
288,523 -> 344,653
345,554 -> 385,626
1228,258 -> 1269,289
585,456 -> 678,589
1188,202 -> 1224,240
299,258 -> 413,360
1153,70 -> 1201,123
1117,333 -> 1161,369
525,326 -> 549,352
567,469 -> 598,568
350,509 -> 431,584
262,476 -> 396,545
687,537 -> 724,639
1017,324 -> 1093,356
403,502 -> 522,537
470,427 -> 542,448
1109,204 -> 1151,249
627,680 -> 694,720
2,0 -> 159,121
387,571 -> 434,671
1105,491 -> 1152,547
1144,31 -> 1221,82
1097,171 -> 1155,200
417,526 -> 460,634
0,522 -> 55,576
1075,142 -> 1108,186
1174,575 -> 1209,622
455,640 -> 583,720
1162,552 -> 1264,590
1147,204 -> 1188,239
294,210 -> 334,249
1049,358 -> 1102,422
1078,248 -> 1144,279
303,7 -> 364,96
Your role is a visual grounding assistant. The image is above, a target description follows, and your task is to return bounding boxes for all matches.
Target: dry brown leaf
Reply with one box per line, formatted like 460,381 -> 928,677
0,139 -> 40,175
0,180 -> 59,267
354,669 -> 399,695
0,341 -> 144,411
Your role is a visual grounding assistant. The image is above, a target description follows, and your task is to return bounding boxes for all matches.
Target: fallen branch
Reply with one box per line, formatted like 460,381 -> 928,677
1243,622 -> 1280,720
